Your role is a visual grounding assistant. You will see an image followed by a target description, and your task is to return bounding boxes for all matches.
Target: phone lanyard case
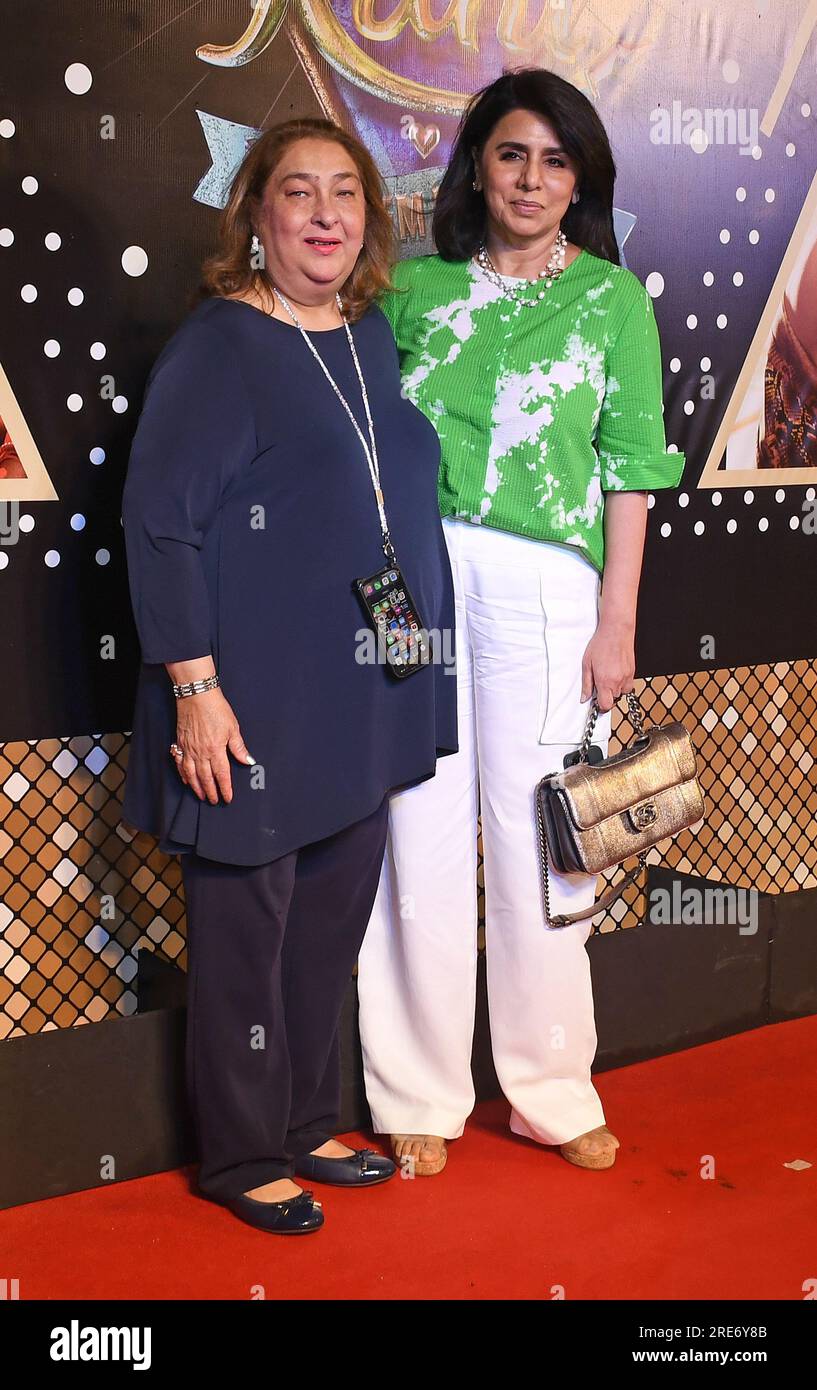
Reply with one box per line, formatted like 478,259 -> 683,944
355,562 -> 433,679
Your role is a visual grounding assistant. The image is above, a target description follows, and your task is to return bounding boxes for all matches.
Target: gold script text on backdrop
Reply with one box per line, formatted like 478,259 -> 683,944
194,0 -> 638,111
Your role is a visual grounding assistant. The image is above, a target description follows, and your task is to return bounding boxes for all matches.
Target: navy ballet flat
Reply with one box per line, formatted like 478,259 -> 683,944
293,1147 -> 396,1187
219,1187 -> 324,1234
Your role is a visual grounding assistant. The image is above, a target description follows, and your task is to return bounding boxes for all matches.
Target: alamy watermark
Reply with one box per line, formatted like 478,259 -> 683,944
648,879 -> 759,935
354,625 -> 456,674
0,501 -> 20,546
650,101 -> 759,155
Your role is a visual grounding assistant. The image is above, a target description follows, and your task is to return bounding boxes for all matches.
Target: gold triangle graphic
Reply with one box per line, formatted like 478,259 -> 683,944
699,165 -> 817,489
760,0 -> 817,138
0,360 -> 59,501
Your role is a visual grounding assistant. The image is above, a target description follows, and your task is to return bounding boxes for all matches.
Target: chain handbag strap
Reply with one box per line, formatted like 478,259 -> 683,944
577,689 -> 647,761
536,690 -> 649,929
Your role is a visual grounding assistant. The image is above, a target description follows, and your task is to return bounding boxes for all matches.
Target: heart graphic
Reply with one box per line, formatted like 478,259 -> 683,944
410,122 -> 440,160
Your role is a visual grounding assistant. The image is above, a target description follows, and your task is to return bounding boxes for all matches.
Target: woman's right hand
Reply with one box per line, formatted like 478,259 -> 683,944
173,688 -> 255,804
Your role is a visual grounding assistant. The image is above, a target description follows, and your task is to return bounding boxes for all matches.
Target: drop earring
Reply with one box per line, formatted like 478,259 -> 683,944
571,190 -> 580,204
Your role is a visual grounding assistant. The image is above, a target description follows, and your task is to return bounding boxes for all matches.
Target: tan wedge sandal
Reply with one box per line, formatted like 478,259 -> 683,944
560,1124 -> 620,1170
390,1134 -> 448,1176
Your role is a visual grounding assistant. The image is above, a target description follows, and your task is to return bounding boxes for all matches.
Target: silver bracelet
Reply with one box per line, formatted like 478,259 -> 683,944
171,673 -> 220,699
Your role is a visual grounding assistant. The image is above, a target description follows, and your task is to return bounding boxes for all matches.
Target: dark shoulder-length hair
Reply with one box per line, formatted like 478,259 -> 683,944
189,117 -> 397,323
433,68 -> 619,265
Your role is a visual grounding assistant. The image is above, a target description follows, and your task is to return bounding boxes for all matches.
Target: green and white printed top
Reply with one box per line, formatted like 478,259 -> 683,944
379,248 -> 685,574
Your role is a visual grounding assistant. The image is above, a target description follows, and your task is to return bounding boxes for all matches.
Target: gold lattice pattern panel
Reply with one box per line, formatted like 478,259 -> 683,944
1,662 -> 815,1038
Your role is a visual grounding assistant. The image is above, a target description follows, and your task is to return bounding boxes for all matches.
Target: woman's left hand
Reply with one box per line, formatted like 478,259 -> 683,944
581,618 -> 636,713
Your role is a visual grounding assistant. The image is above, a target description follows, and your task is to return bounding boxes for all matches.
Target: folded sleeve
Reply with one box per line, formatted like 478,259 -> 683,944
595,280 -> 686,492
121,318 -> 256,665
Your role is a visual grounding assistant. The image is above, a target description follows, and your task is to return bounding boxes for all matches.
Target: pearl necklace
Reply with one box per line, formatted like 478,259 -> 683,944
476,228 -> 568,307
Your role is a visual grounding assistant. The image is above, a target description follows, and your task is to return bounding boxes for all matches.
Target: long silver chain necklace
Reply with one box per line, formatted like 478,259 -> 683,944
272,285 -> 396,564
476,227 -> 567,307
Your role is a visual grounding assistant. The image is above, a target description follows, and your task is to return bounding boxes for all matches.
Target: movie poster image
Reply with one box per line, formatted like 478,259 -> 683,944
725,196 -> 817,474
0,415 -> 26,480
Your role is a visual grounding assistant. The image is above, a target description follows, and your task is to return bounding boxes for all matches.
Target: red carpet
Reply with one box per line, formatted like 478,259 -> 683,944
5,1016 -> 815,1300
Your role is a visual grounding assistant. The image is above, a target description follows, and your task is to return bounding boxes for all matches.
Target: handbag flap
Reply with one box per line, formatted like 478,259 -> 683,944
548,722 -> 699,830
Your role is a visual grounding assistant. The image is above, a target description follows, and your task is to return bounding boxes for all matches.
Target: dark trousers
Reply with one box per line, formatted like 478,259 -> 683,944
179,796 -> 389,1199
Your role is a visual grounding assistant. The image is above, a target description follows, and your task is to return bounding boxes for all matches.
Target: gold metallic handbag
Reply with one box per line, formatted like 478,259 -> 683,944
535,692 -> 705,928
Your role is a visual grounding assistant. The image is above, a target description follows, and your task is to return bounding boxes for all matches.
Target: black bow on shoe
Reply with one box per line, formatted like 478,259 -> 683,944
293,1147 -> 397,1187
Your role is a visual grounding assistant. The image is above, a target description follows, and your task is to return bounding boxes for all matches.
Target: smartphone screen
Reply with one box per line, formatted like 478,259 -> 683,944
358,567 -> 431,675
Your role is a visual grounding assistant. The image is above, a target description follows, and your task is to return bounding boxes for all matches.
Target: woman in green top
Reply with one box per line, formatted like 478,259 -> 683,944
356,70 -> 684,1175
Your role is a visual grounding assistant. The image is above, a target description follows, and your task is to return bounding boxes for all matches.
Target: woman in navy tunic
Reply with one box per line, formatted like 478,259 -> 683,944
119,118 -> 457,1234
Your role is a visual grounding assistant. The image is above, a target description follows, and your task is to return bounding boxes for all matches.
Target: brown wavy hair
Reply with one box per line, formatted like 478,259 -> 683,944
189,117 -> 397,323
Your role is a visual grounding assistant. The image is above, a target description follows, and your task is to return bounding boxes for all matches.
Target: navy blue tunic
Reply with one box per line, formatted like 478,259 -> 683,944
120,296 -> 458,865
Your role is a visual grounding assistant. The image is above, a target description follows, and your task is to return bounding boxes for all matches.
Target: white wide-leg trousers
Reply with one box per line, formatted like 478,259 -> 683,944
356,516 -> 613,1145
